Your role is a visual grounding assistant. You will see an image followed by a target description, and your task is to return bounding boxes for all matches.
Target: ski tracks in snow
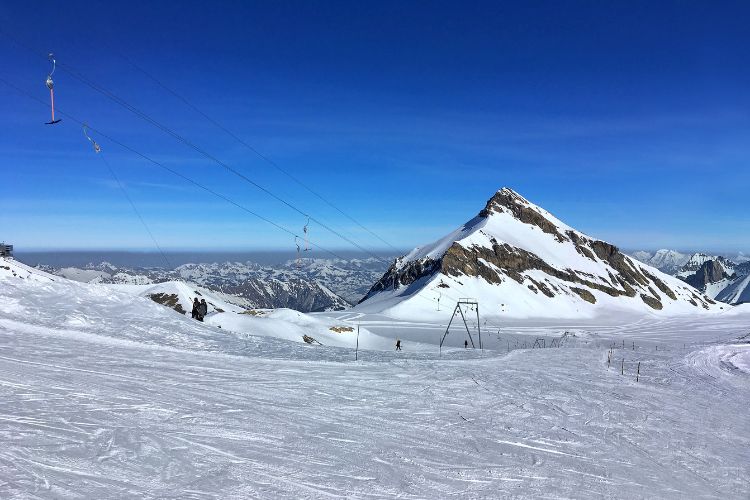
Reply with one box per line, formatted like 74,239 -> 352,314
1,268 -> 750,497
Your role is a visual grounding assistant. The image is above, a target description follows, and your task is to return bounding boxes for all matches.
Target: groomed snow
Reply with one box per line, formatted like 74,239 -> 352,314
2,257 -> 750,498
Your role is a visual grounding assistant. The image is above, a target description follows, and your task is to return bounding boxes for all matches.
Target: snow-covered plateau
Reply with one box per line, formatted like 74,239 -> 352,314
2,254 -> 750,498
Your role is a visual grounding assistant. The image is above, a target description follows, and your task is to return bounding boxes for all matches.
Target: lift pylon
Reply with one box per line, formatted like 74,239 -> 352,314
439,298 -> 482,353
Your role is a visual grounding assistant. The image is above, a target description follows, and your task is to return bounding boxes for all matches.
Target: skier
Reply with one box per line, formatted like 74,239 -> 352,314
191,298 -> 200,319
464,340 -> 468,349
395,339 -> 402,351
198,299 -> 208,322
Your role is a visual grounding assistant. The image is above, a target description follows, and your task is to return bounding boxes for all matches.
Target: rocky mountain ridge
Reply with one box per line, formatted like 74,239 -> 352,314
35,259 -> 378,313
630,250 -> 749,305
358,188 -> 721,319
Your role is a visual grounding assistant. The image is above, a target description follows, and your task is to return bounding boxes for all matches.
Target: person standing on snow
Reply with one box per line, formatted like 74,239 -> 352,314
464,340 -> 468,349
198,299 -> 208,322
395,339 -> 402,351
191,298 -> 200,319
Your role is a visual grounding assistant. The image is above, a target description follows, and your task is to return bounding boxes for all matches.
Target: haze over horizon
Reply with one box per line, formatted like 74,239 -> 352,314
2,1 -> 748,253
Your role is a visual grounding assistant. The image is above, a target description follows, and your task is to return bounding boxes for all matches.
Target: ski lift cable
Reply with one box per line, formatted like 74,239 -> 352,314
53,60 -> 393,266
8,36 -> 498,326
82,123 -> 172,269
14,68 -> 511,337
0,31 -> 392,265
1,32 -> 509,330
4,47 -> 509,334
116,51 -> 402,254
0,76 -> 353,263
3,76 -> 492,327
98,151 -> 174,271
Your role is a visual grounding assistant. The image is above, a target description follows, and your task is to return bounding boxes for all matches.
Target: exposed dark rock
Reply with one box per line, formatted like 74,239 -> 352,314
642,269 -> 677,300
480,189 -> 568,242
360,258 -> 442,303
571,287 -> 596,304
640,294 -> 663,310
682,260 -> 730,290
567,231 -> 597,261
529,277 -> 555,298
149,293 -> 186,314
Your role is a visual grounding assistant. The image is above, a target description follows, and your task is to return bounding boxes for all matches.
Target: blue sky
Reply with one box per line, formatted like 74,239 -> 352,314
1,1 -> 748,253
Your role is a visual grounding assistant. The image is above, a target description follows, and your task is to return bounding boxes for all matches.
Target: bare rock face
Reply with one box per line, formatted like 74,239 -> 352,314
640,293 -> 663,310
363,258 -> 441,297
683,260 -> 731,290
149,293 -> 186,314
480,189 -> 568,242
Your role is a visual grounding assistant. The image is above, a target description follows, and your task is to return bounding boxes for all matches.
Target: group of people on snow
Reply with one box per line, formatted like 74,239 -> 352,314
191,298 -> 208,321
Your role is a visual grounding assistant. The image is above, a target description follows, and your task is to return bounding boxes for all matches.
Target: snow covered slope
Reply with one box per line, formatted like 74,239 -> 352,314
358,188 -> 724,320
715,274 -> 750,305
0,258 -> 387,350
3,255 -> 750,498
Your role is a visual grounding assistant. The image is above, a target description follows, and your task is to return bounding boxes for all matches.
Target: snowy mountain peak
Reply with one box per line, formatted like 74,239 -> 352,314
678,253 -> 736,277
358,189 -> 723,319
630,249 -> 690,275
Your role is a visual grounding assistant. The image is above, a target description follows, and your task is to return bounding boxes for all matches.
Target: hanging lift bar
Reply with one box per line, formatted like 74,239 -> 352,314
83,124 -> 102,153
45,53 -> 61,125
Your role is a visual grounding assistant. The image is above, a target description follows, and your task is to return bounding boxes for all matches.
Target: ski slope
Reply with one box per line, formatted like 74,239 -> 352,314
2,257 -> 750,498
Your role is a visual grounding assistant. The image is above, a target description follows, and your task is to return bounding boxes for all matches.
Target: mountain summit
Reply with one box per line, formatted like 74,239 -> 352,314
358,188 -> 723,319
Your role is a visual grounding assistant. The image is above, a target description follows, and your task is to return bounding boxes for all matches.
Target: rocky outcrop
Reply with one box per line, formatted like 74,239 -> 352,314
360,258 -> 441,301
683,260 -> 730,290
640,293 -> 663,310
571,287 -> 596,304
480,189 -> 568,242
149,293 -> 186,314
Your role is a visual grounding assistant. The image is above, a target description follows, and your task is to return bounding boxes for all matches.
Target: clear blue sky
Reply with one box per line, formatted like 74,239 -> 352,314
1,1 -> 748,253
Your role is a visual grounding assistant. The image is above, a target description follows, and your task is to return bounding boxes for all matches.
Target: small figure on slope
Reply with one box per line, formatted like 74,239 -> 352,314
198,299 -> 208,322
191,298 -> 200,319
395,339 -> 402,351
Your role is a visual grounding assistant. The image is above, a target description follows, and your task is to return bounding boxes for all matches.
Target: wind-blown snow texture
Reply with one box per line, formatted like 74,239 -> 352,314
1,257 -> 750,498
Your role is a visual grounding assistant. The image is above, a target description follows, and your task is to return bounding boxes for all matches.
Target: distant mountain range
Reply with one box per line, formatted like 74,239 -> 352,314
630,250 -> 750,305
37,257 -> 390,313
28,214 -> 750,316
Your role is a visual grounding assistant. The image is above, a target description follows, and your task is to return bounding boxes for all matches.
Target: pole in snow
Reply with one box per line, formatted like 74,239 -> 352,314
355,323 -> 360,361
